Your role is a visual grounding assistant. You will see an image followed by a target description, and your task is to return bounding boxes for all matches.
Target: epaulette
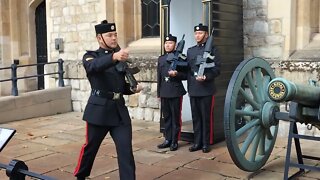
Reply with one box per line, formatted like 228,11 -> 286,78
84,50 -> 98,61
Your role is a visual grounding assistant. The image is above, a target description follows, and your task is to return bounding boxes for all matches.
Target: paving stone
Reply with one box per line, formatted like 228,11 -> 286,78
15,150 -> 55,161
133,149 -> 173,165
262,156 -> 318,176
2,138 -> 24,146
1,142 -> 48,158
250,170 -> 284,180
157,167 -> 225,180
24,118 -> 63,128
96,143 -> 117,158
132,130 -> 162,145
133,137 -> 164,151
215,152 -> 234,164
184,159 -> 253,179
210,140 -> 229,156
14,129 -> 59,141
154,153 -> 200,169
0,169 -> 8,179
135,162 -> 175,180
86,156 -> 119,178
58,164 -> 76,175
39,122 -> 83,131
48,142 -> 83,154
91,170 -> 119,180
48,131 -> 83,142
26,153 -> 77,174
63,127 -> 86,136
274,137 -> 289,148
93,162 -> 176,180
43,169 -> 74,180
30,135 -> 74,147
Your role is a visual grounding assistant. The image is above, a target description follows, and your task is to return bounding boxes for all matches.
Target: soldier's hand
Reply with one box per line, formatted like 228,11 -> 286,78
113,48 -> 129,62
168,70 -> 178,77
196,75 -> 206,81
132,83 -> 143,93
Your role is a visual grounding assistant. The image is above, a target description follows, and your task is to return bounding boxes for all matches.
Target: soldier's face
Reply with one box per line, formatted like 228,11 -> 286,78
164,41 -> 176,53
194,31 -> 208,44
98,31 -> 118,49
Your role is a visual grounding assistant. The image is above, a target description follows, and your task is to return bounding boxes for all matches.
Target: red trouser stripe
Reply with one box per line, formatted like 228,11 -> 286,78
209,96 -> 215,144
73,122 -> 88,176
178,96 -> 183,140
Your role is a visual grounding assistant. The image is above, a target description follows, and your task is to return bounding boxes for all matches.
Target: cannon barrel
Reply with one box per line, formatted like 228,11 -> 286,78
268,78 -> 320,107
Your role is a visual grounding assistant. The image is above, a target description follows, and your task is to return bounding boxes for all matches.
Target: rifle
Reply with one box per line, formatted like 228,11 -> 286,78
166,34 -> 188,71
116,60 -> 140,91
194,28 -> 216,77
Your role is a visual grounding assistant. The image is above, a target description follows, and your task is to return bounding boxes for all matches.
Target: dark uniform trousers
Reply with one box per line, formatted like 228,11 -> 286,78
190,95 -> 215,146
74,122 -> 135,180
161,97 -> 183,142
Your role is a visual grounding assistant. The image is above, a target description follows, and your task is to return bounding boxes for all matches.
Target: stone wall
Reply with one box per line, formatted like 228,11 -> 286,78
0,44 -> 2,64
243,0 -> 284,59
48,0 -> 101,63
48,54 -> 160,122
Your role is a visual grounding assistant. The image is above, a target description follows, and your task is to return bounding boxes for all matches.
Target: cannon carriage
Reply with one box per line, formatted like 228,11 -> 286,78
224,57 -> 320,179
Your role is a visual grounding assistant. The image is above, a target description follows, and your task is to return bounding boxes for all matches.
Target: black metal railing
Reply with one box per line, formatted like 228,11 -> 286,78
0,59 -> 64,96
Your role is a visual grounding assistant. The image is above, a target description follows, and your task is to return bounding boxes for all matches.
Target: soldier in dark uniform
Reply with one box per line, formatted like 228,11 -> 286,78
187,23 -> 221,153
74,20 -> 142,180
157,34 -> 187,151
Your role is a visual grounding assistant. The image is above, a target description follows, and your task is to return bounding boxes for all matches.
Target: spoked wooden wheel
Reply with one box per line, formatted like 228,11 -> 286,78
224,57 -> 279,171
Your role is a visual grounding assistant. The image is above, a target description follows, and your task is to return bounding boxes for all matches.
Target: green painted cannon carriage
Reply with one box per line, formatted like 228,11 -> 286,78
224,57 -> 320,179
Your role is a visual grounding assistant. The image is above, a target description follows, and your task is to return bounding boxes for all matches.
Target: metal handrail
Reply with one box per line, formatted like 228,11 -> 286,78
0,59 -> 64,96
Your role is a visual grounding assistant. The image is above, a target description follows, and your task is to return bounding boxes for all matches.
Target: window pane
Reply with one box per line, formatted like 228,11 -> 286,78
141,0 -> 160,37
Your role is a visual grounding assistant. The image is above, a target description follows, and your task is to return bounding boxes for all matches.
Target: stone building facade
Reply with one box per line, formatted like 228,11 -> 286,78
244,0 -> 320,83
1,0 -> 320,135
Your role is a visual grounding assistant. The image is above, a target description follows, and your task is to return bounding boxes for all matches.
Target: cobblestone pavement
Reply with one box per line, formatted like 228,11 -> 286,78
0,112 -> 319,180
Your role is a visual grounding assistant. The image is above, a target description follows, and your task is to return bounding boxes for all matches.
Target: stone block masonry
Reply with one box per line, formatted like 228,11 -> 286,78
49,54 -> 160,122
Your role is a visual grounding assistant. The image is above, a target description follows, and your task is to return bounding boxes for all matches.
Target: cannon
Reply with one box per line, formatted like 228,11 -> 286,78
224,57 -> 320,179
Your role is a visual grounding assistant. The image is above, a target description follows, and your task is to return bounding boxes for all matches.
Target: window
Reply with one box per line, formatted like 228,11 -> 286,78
141,0 -> 160,37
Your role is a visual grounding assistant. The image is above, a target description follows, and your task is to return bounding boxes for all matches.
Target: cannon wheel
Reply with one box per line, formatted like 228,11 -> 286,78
224,57 -> 279,172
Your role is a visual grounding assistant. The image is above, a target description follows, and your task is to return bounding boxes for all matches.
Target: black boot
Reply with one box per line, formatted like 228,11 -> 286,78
170,142 -> 178,151
189,144 -> 202,152
202,145 -> 210,153
157,140 -> 171,149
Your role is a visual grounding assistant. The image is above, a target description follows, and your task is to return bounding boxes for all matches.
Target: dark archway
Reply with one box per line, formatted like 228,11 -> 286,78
35,1 -> 47,90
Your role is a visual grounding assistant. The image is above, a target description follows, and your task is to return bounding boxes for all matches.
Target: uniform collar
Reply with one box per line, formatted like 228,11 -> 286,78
98,47 -> 113,54
165,50 -> 175,54
197,42 -> 206,47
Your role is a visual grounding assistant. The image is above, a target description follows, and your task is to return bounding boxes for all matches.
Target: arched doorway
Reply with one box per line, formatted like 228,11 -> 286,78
35,1 -> 47,90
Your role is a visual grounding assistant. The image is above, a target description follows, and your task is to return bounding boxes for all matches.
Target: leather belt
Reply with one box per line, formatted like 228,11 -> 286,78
91,89 -> 122,100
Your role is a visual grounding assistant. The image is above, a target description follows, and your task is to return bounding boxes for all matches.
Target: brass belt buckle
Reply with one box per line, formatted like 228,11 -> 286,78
112,92 -> 120,100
